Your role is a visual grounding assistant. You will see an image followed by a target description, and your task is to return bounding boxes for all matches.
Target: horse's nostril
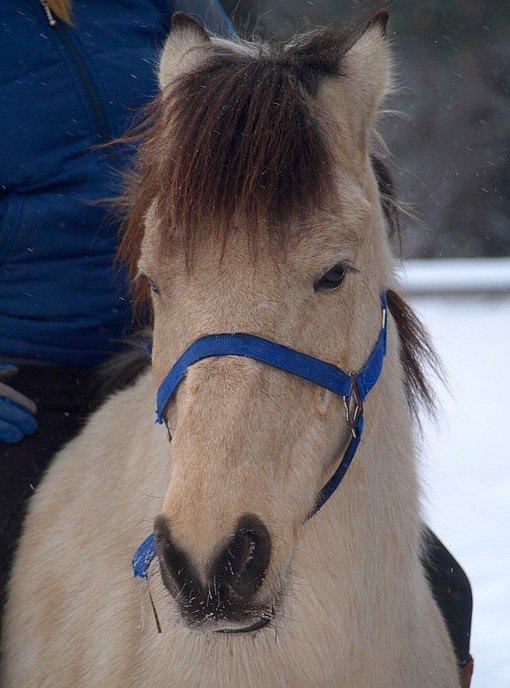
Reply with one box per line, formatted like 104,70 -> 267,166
233,532 -> 258,577
213,514 -> 271,601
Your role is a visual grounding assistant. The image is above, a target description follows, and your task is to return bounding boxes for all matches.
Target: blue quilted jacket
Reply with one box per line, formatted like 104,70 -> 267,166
0,0 -> 232,365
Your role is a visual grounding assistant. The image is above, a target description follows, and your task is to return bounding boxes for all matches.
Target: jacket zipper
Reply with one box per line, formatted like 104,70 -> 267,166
38,0 -> 116,154
40,0 -> 56,26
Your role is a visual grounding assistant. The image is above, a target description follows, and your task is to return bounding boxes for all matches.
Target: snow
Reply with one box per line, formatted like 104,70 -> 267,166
403,288 -> 510,687
402,257 -> 510,295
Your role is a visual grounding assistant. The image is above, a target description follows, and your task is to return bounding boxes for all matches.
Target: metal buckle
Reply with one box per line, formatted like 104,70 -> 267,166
342,373 -> 363,439
381,304 -> 387,330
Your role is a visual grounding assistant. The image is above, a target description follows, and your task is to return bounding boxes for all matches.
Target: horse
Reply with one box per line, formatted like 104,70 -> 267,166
2,12 -> 462,688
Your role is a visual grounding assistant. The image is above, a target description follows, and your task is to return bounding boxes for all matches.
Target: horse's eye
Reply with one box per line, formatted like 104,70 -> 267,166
148,279 -> 160,295
143,276 -> 160,295
314,264 -> 347,292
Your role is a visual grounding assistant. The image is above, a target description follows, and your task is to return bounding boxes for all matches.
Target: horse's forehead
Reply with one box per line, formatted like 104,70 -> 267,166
141,190 -> 369,279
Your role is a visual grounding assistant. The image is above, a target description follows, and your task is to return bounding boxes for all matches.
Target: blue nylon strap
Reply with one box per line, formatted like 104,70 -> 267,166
156,334 -> 354,422
132,293 -> 387,579
156,293 -> 387,422
356,292 -> 387,401
310,415 -> 364,517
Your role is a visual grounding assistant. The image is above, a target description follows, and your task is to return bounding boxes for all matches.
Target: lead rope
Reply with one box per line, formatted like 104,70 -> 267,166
146,578 -> 162,634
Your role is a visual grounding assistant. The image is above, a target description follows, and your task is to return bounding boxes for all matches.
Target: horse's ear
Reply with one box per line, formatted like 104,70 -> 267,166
158,12 -> 212,90
340,10 -> 392,126
286,11 -> 391,134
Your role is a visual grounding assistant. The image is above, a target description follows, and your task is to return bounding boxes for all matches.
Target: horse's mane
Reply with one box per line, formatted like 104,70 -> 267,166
111,24 -> 441,422
117,39 -> 341,280
386,289 -> 442,419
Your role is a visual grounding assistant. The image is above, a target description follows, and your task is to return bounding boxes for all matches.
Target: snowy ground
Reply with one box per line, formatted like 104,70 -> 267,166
401,261 -> 510,687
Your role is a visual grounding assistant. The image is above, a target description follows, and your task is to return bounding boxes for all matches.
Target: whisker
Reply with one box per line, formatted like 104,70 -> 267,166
136,489 -> 165,499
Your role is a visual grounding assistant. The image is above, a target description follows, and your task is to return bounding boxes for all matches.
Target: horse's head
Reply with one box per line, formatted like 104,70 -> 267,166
123,11 -> 394,633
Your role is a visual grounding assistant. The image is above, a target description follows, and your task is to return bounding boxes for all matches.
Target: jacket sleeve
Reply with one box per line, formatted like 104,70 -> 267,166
172,0 -> 236,39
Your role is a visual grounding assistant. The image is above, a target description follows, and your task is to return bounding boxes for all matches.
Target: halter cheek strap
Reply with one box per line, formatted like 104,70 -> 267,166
132,293 -> 388,579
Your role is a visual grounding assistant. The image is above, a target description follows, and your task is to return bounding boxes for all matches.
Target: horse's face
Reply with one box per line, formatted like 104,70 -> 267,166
135,13 -> 392,633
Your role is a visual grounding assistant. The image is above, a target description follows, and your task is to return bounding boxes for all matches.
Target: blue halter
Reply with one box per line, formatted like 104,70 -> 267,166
132,293 -> 388,579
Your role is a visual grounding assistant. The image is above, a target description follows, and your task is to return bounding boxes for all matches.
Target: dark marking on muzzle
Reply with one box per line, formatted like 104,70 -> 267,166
154,513 -> 271,628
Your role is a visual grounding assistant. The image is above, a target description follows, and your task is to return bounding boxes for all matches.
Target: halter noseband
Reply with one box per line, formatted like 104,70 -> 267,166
132,293 -> 388,578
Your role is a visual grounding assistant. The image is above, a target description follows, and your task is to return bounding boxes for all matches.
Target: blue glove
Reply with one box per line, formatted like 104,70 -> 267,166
0,365 -> 38,444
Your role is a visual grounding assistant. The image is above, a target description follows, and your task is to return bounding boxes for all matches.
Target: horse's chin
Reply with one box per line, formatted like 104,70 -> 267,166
215,615 -> 272,634
180,608 -> 275,636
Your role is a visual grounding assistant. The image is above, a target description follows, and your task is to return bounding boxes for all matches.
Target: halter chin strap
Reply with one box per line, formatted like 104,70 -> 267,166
132,293 -> 388,579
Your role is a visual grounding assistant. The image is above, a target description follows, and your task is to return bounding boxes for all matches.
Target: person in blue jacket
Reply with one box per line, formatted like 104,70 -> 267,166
0,0 -> 233,612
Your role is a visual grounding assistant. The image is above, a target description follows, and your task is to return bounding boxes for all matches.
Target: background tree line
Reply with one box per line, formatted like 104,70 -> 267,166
221,0 -> 510,259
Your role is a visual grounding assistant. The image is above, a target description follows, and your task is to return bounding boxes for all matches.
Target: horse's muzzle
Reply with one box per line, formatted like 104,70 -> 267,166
154,513 -> 272,629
